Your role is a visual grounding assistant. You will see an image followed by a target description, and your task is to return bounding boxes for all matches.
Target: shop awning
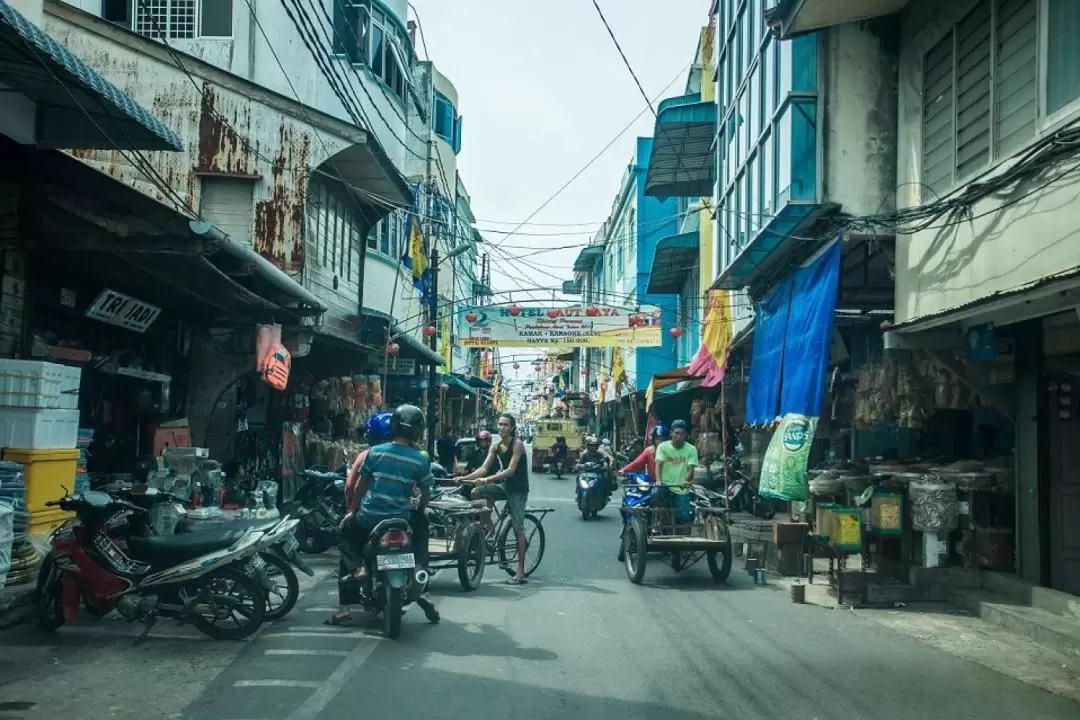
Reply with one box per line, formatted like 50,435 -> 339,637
0,1 -> 181,151
573,245 -> 604,273
744,240 -> 842,424
711,202 -> 836,291
644,94 -> 717,199
394,327 -> 443,366
438,373 -> 473,394
646,232 -> 698,294
645,367 -> 701,412
766,0 -> 910,39
464,374 -> 493,390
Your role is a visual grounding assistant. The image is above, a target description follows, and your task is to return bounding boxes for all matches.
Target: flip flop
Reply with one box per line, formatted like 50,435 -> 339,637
323,613 -> 354,626
506,577 -> 528,585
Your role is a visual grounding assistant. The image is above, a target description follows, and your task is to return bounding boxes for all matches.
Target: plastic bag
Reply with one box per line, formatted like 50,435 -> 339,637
758,414 -> 817,502
0,501 -> 12,590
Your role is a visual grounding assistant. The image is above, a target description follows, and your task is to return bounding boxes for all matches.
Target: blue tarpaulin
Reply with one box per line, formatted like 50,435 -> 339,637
744,239 -> 842,424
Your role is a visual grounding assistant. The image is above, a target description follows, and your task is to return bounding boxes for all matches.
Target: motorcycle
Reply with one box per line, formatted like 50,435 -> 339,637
576,461 -> 607,520
342,518 -> 427,639
114,486 -> 313,622
37,490 -> 297,641
282,466 -> 348,554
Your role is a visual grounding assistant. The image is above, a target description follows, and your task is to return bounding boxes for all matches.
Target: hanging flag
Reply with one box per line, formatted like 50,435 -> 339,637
598,370 -> 608,404
491,373 -> 501,411
611,347 -> 627,386
400,188 -> 431,303
687,289 -> 734,387
440,313 -> 451,369
478,349 -> 489,380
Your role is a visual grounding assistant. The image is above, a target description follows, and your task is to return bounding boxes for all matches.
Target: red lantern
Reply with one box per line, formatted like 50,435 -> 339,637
508,304 -> 521,317
586,306 -> 600,317
547,309 -> 559,319
533,364 -> 542,372
669,327 -> 683,338
580,368 -> 588,375
513,363 -> 520,370
423,325 -> 437,337
386,342 -> 400,354
465,312 -> 478,323
628,314 -> 640,326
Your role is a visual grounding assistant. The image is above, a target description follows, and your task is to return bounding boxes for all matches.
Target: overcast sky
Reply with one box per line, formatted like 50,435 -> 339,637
410,0 -> 710,397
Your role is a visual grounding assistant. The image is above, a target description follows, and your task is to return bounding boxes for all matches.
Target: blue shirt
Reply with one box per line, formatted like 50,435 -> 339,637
358,442 -> 434,523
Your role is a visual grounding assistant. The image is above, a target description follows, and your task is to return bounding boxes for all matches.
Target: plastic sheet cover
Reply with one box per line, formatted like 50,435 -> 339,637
744,280 -> 792,425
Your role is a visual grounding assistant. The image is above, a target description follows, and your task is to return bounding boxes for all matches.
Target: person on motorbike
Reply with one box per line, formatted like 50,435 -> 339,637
551,436 -> 569,473
457,413 -> 530,585
465,430 -> 493,474
576,436 -> 608,470
621,424 -> 668,481
328,405 -> 439,626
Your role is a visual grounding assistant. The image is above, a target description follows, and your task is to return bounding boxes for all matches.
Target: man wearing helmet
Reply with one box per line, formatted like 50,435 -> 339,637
327,405 -> 439,626
464,430 -> 493,474
620,424 -> 668,481
576,436 -> 608,470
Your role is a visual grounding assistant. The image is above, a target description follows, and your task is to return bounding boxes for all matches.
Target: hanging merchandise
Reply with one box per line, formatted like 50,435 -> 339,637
280,421 -> 304,504
758,414 -> 817,501
353,375 -> 369,412
256,324 -> 282,369
260,343 -> 292,391
908,479 -> 959,533
368,375 -> 383,409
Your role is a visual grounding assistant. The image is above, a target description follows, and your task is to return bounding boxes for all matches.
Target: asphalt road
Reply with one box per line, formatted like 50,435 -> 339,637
4,456 -> 1079,720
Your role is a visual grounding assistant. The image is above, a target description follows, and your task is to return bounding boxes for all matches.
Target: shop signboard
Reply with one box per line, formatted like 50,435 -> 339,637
85,288 -> 161,333
373,356 -> 417,377
459,303 -> 662,348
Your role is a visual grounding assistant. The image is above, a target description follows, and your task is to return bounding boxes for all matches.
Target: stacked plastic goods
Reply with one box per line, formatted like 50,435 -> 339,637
0,461 -> 37,588
75,428 -> 94,494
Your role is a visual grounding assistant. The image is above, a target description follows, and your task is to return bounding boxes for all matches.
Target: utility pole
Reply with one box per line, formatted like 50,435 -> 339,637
427,245 -> 439,457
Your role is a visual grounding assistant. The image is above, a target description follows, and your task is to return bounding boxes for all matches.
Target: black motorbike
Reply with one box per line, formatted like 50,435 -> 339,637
341,518 -> 427,639
282,466 -> 348,554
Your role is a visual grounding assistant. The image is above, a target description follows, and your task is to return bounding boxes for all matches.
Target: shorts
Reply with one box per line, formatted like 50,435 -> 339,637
475,483 -> 528,533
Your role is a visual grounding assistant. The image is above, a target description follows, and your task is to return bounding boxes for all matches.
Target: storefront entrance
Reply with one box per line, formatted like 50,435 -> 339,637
1045,368 -> 1080,596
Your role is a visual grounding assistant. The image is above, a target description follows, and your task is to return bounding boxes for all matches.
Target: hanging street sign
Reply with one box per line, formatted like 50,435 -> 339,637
458,303 -> 663,348
85,288 -> 161,333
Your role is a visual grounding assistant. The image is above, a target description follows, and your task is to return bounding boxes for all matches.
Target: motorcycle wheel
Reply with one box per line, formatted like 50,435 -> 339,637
624,519 -> 648,585
296,522 -> 333,555
261,551 -> 299,621
383,582 -> 402,639
189,566 -> 266,641
36,552 -> 64,632
581,502 -> 591,521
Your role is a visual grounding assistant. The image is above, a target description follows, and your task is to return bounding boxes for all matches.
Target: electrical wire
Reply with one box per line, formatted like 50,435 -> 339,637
589,0 -> 656,117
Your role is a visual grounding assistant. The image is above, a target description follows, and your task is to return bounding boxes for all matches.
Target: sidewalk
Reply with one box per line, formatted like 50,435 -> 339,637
0,582 -> 36,629
767,567 -> 1080,704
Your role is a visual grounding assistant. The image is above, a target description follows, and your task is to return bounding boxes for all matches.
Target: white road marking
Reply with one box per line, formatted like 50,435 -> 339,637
264,649 -> 351,657
302,607 -> 339,613
285,635 -> 383,720
233,680 -> 322,689
528,496 -> 576,505
56,626 -> 205,641
272,631 -> 380,639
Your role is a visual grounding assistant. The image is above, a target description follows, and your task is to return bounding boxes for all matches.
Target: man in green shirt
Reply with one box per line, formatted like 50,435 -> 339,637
654,420 -> 697,521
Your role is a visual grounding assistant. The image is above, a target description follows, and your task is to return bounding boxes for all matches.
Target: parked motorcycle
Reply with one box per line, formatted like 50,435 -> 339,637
576,461 -> 607,520
341,517 -> 427,639
114,486 -> 313,622
37,491 -> 297,641
282,466 -> 347,554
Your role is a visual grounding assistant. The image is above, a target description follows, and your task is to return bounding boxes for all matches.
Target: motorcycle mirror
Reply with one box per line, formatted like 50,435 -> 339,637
61,484 -> 70,496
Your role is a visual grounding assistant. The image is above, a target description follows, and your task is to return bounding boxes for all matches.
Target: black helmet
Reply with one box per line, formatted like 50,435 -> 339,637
390,404 -> 426,442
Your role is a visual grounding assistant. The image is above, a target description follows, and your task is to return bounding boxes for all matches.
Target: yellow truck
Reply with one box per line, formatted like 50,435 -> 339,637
531,419 -> 583,473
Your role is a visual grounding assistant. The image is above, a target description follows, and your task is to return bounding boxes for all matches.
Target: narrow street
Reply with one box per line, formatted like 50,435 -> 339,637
3,457 -> 1076,720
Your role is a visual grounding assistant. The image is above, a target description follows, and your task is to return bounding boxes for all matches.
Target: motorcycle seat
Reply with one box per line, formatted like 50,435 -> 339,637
128,528 -> 249,566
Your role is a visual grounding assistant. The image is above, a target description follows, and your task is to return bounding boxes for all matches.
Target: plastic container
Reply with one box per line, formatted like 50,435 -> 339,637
0,360 -> 81,409
0,407 -> 80,449
1,448 -> 80,514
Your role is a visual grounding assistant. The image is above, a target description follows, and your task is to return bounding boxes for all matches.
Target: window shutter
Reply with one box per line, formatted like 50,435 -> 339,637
200,178 -> 254,246
922,31 -> 955,196
955,1 -> 992,180
994,0 -> 1037,156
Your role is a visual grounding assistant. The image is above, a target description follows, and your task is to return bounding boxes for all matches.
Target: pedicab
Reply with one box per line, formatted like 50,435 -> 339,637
616,472 -> 733,584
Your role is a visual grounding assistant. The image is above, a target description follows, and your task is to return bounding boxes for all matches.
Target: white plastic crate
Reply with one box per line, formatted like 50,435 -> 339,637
0,360 -> 81,410
0,408 -> 79,449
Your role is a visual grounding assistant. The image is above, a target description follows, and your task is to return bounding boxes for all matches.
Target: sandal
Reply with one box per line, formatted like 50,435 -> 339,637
506,576 -> 528,585
417,597 -> 441,623
323,613 -> 354,626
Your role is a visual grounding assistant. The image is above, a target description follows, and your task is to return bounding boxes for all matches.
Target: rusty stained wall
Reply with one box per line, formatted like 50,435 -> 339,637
44,15 -> 351,277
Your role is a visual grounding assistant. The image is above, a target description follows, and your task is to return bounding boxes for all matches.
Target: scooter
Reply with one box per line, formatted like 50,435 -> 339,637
282,466 -> 348,554
341,518 -> 427,639
576,461 -> 607,520
38,491 -> 297,641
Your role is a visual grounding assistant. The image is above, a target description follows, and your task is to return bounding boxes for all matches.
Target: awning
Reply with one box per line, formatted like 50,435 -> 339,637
464,374 -> 493,390
645,367 -> 702,412
766,0 -> 910,40
646,232 -> 698,294
394,326 -> 443,366
438,373 -> 473,394
711,202 -> 836,292
644,94 -> 717,199
0,0 -> 181,151
573,245 -> 604,273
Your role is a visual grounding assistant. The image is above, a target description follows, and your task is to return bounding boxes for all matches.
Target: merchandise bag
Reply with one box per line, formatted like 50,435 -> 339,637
758,414 -> 817,502
0,501 -> 12,590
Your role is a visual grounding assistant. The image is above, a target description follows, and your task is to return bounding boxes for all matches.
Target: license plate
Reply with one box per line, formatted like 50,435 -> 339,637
283,534 -> 300,554
376,553 -> 415,570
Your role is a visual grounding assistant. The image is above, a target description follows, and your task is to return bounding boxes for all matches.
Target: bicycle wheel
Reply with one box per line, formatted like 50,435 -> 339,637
496,513 -> 546,578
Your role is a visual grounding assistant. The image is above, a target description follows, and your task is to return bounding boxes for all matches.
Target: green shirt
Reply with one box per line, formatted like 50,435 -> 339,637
655,440 -> 698,495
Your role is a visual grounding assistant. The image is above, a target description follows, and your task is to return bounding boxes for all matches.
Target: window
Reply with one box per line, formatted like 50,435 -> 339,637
627,207 -> 636,257
200,177 -> 253,245
920,0 -> 1039,196
1046,0 -> 1080,115
309,177 -> 365,279
131,0 -> 231,39
200,0 -> 232,37
433,92 -> 462,153
102,0 -> 131,26
333,1 -> 411,103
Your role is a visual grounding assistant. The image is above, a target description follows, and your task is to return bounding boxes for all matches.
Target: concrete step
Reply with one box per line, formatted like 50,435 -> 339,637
951,588 -> 1080,661
981,571 -> 1080,621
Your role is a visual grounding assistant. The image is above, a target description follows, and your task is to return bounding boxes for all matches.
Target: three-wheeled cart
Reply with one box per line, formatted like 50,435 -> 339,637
617,484 -> 733,584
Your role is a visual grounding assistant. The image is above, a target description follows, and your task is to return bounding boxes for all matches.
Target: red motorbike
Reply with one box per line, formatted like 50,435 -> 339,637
37,491 -> 294,641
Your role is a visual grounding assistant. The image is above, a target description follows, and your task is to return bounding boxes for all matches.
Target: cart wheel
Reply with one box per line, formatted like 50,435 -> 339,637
624,518 -> 648,584
707,528 -> 733,584
456,523 -> 486,591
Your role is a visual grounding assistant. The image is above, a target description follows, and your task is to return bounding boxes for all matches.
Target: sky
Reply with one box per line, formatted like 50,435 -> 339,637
409,0 -> 712,403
